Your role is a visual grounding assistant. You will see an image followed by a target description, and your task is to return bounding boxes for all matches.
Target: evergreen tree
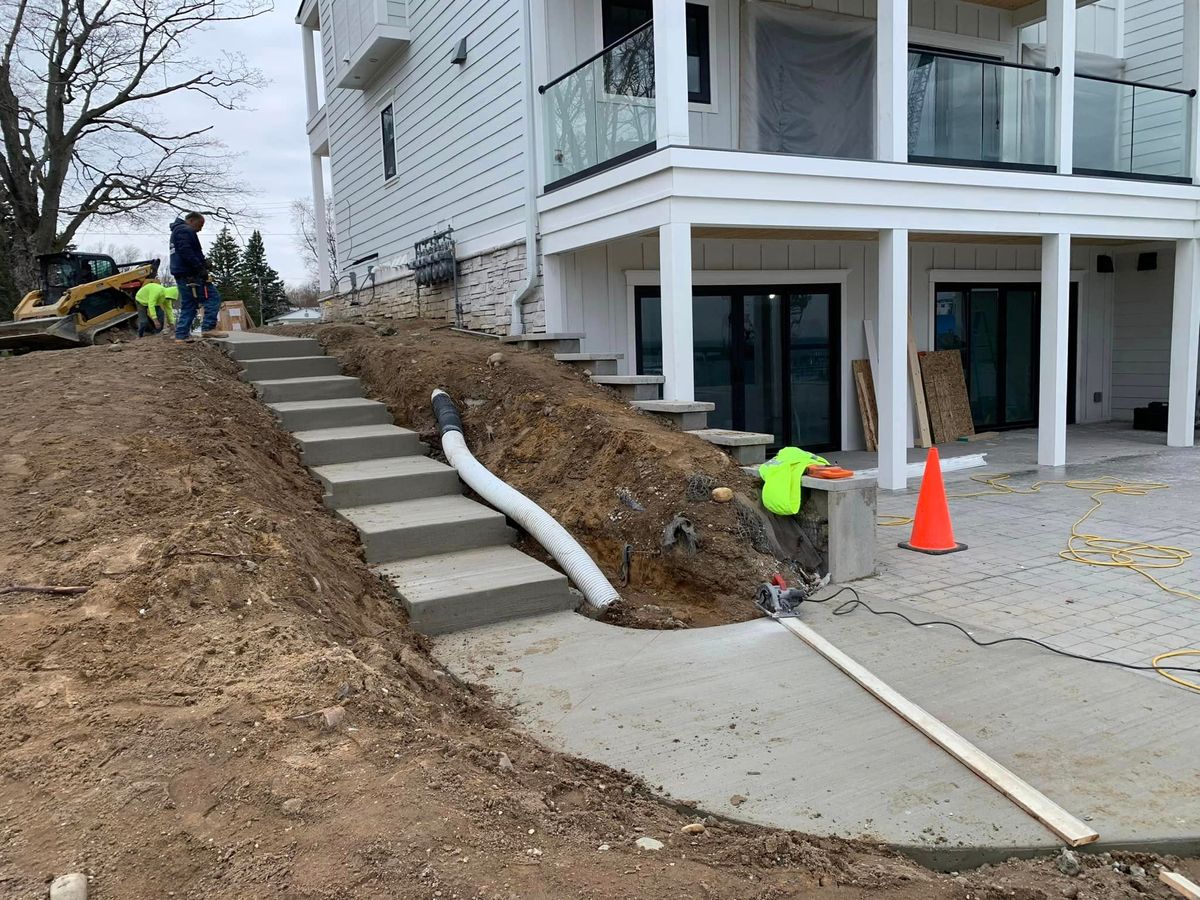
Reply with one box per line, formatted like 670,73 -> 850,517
238,230 -> 289,324
207,226 -> 248,307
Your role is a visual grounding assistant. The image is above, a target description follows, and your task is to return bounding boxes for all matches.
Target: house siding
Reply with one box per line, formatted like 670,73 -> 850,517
321,0 -> 529,280
1111,246 -> 1175,420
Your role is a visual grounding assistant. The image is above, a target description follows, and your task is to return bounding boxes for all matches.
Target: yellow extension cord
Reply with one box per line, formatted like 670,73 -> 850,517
879,473 -> 1200,692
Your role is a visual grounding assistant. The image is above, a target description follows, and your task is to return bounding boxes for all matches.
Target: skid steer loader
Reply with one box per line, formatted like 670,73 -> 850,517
0,251 -> 160,353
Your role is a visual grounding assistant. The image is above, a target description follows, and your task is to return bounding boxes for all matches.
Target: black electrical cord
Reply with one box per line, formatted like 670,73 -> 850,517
805,586 -> 1200,677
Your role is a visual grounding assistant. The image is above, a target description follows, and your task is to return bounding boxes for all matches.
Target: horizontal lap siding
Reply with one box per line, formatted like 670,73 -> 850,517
321,0 -> 527,270
1124,0 -> 1187,177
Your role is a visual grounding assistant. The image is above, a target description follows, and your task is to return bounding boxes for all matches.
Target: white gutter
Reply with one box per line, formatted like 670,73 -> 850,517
508,0 -> 540,336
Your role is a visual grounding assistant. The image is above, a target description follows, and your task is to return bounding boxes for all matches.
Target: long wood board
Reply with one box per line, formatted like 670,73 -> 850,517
908,331 -> 933,449
1162,871 -> 1200,900
920,350 -> 975,444
777,617 -> 1100,848
851,359 -> 877,452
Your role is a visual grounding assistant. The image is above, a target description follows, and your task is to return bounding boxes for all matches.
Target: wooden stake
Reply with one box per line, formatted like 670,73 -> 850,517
0,585 -> 90,596
1162,871 -> 1200,900
777,617 -> 1100,847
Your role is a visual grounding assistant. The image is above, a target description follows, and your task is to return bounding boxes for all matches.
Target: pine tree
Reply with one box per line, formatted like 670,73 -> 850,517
207,227 -> 248,307
238,230 -> 289,324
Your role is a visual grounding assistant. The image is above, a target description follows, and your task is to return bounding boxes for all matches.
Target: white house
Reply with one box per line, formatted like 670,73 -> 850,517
296,0 -> 1200,489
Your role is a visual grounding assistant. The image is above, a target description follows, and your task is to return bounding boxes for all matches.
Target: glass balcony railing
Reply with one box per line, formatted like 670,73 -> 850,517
908,49 -> 1056,171
1074,74 -> 1194,182
539,21 -> 656,188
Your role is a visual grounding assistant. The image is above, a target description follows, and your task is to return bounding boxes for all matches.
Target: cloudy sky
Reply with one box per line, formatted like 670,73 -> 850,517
74,4 -> 315,286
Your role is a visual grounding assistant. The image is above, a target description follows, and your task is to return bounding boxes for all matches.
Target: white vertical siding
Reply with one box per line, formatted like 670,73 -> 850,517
320,0 -> 528,270
1111,246 -> 1174,419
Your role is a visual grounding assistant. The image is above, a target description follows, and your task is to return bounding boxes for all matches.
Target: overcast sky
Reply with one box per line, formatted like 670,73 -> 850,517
74,4 -> 314,286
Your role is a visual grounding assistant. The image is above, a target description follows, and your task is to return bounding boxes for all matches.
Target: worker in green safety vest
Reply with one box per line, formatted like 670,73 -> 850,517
135,281 -> 179,338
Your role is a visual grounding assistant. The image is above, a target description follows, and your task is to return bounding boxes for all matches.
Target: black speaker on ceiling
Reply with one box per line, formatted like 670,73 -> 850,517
1137,252 -> 1158,271
1096,254 -> 1114,273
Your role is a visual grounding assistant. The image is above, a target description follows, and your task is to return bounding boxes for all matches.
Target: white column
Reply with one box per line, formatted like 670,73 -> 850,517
659,221 -> 694,402
1184,0 -> 1200,183
878,229 -> 909,491
876,0 -> 909,161
1039,233 -> 1071,467
309,155 -> 331,294
1046,0 -> 1076,174
1168,238 -> 1200,446
652,0 -> 689,149
301,26 -> 320,122
542,252 -> 566,334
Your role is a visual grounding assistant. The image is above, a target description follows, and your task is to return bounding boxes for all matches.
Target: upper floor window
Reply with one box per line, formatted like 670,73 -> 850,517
381,103 -> 397,180
601,0 -> 711,104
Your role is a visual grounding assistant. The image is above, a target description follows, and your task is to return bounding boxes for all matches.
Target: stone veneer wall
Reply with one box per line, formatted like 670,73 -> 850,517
321,242 -> 546,335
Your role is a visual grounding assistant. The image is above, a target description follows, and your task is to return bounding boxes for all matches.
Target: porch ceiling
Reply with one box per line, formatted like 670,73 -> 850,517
689,228 -> 1132,245
969,0 -> 1097,10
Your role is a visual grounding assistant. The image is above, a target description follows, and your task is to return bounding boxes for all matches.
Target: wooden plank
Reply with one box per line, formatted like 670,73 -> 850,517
920,350 -> 975,444
908,329 -> 933,449
777,617 -> 1101,848
957,431 -> 1000,442
851,360 -> 877,452
863,320 -> 879,381
1161,871 -> 1200,900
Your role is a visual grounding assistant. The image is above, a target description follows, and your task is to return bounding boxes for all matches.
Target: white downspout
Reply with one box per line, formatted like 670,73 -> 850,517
509,0 -> 539,336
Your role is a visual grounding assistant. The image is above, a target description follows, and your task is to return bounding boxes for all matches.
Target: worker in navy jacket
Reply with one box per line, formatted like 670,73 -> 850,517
170,212 -> 226,342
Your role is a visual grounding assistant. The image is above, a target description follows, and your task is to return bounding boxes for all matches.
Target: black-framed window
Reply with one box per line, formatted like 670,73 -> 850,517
380,103 -> 397,180
635,285 -> 841,452
601,0 -> 711,104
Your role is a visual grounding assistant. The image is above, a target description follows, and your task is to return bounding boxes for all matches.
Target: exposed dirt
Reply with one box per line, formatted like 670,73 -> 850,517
0,337 -> 1195,900
291,322 -> 795,629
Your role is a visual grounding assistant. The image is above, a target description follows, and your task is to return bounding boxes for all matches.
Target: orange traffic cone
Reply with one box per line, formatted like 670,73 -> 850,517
899,448 -> 967,555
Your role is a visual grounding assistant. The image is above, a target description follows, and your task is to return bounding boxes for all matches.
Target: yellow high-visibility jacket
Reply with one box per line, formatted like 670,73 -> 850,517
135,284 -> 179,325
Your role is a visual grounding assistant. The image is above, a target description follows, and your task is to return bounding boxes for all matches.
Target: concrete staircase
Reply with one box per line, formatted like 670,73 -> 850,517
507,333 -> 775,465
220,333 -> 577,635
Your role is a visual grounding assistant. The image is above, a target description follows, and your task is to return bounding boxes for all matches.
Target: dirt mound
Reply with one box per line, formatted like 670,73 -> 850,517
0,338 -> 1192,899
297,322 -> 791,628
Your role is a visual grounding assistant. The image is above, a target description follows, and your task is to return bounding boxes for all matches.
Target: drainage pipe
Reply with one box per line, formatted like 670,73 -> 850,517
431,389 -> 619,611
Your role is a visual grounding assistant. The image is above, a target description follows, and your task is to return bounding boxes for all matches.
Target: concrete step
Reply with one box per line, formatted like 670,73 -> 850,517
691,428 -> 775,465
340,495 -> 516,564
630,399 -> 715,432
254,375 -> 365,404
240,355 -> 341,382
223,336 -> 323,361
590,375 -> 664,401
377,545 -> 576,635
268,397 -> 392,432
313,456 -> 461,509
500,332 -> 584,354
555,352 -> 622,376
293,423 -> 425,466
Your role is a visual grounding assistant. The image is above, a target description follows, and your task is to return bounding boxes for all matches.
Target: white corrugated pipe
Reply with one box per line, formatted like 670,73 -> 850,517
431,389 -> 619,611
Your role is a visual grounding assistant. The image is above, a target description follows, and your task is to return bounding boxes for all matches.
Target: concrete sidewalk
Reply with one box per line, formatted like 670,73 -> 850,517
434,601 -> 1200,868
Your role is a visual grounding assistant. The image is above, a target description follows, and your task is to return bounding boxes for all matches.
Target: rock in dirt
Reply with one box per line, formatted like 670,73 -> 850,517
497,752 -> 514,773
711,487 -> 733,503
1060,885 -> 1079,899
50,873 -> 88,900
107,343 -> 124,352
729,794 -> 747,807
635,837 -> 664,851
1056,848 -> 1081,877
487,352 -> 504,367
681,823 -> 706,835
281,798 -> 304,816
319,706 -> 345,730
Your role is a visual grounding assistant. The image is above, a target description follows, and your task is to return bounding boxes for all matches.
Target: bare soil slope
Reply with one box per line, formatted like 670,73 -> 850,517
0,338 -> 1188,899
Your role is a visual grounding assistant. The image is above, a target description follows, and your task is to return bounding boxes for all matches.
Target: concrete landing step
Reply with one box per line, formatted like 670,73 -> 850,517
692,428 -> 775,465
631,399 -> 715,432
241,355 -> 341,382
340,495 -> 515,564
499,332 -> 584,354
293,423 -> 425,466
224,336 -> 323,361
555,352 -> 622,375
254,375 -> 364,404
590,374 -> 664,401
313,456 -> 461,509
268,398 -> 392,432
378,545 -> 576,635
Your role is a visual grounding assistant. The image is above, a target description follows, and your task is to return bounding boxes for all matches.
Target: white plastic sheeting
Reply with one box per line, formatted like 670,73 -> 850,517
739,1 -> 876,160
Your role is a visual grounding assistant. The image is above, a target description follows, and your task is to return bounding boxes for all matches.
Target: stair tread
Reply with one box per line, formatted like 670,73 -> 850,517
340,495 -> 504,533
244,355 -> 331,364
691,428 -> 775,446
313,455 -> 454,484
377,546 -> 566,603
555,352 -> 624,361
293,423 -> 418,442
253,375 -> 358,387
499,332 -> 585,343
632,400 -> 716,413
591,375 -> 664,385
269,397 -> 385,413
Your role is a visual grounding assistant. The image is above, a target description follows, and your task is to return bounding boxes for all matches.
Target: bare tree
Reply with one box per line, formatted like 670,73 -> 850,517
290,196 -> 336,284
0,0 -> 271,311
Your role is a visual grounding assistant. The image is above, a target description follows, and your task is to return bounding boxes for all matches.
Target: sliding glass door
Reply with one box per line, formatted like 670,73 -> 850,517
636,285 -> 840,451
